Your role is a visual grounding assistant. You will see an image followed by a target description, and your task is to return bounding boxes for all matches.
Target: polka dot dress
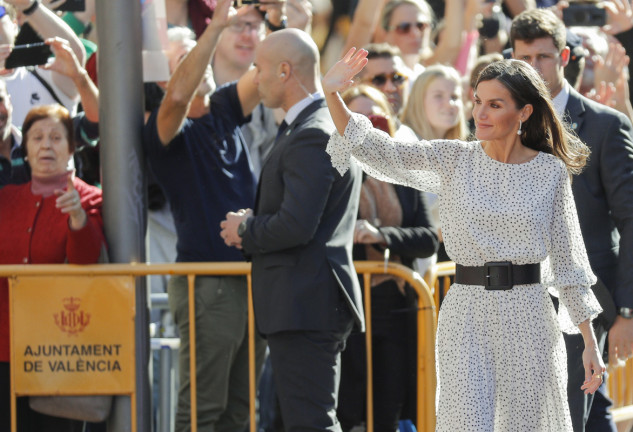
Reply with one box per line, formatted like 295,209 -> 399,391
327,113 -> 602,432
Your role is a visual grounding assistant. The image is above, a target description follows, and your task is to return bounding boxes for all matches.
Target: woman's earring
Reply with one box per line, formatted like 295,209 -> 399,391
517,120 -> 523,136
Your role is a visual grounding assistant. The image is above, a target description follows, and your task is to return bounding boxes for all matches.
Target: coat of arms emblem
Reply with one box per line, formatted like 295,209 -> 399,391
54,297 -> 91,335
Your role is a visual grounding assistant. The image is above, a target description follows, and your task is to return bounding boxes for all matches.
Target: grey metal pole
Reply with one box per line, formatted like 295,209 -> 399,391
95,1 -> 149,431
159,345 -> 172,432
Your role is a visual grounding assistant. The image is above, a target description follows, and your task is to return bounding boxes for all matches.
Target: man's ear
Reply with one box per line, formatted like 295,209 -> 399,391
278,62 -> 290,80
560,46 -> 571,67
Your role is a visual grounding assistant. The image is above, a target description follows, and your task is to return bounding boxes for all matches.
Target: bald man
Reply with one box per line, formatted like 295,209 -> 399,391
221,29 -> 365,431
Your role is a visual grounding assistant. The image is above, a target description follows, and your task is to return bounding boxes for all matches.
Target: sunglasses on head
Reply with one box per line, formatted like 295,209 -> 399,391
367,72 -> 407,87
390,21 -> 429,34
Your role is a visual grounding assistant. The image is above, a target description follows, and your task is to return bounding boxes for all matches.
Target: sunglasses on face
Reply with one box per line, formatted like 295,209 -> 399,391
390,21 -> 430,34
366,72 -> 408,87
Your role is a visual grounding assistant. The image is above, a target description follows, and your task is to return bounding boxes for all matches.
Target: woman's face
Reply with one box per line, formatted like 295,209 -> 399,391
385,4 -> 430,56
423,77 -> 463,137
26,116 -> 72,178
472,79 -> 523,142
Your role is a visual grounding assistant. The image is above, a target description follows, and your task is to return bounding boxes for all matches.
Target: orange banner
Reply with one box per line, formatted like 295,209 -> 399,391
10,275 -> 135,395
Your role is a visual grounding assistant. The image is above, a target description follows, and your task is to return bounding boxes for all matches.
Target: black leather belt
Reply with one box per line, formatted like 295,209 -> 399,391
455,261 -> 541,290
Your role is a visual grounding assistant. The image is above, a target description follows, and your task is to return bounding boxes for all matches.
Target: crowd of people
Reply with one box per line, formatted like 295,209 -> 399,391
0,0 -> 632,431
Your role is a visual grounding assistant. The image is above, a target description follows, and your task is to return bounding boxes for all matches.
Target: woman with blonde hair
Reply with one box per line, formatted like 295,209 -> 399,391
401,64 -> 469,141
401,64 -> 468,263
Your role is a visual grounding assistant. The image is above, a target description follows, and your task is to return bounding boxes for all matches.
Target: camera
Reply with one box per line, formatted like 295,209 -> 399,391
563,3 -> 606,27
233,0 -> 260,6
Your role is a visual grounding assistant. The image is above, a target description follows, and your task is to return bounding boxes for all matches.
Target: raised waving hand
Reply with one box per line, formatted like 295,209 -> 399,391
322,48 -> 369,135
322,48 -> 369,95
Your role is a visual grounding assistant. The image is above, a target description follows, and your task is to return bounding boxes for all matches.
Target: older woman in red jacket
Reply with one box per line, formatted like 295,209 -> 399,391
0,104 -> 105,431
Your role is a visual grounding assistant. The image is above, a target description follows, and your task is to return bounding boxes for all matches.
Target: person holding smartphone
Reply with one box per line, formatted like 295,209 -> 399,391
0,35 -> 99,188
0,0 -> 85,127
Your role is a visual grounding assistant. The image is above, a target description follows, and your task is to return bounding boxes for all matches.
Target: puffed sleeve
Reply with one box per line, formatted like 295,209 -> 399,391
326,113 -> 465,195
542,163 -> 601,334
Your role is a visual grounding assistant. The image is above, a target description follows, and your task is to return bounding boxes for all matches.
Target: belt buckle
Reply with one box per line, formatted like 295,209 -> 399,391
484,261 -> 513,291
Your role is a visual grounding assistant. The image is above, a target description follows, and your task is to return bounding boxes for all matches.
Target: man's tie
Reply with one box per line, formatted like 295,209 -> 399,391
276,120 -> 288,139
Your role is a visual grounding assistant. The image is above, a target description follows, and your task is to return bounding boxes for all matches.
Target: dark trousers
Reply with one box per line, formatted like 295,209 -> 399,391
565,332 -> 598,432
168,275 -> 267,432
266,309 -> 353,432
257,355 -> 284,432
585,377 -> 617,432
337,281 -> 413,432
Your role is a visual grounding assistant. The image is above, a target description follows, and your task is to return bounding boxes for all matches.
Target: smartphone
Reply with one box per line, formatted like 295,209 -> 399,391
234,0 -> 260,6
5,42 -> 52,69
563,3 -> 606,27
14,22 -> 42,46
54,0 -> 86,12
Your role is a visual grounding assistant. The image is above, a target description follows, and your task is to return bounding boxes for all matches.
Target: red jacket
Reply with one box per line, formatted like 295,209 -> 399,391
0,178 -> 105,362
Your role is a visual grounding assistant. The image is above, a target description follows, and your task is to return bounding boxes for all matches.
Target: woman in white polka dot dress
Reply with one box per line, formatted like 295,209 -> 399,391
322,51 -> 606,431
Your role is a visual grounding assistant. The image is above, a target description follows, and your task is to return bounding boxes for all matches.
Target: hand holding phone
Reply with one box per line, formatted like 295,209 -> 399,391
41,37 -> 83,80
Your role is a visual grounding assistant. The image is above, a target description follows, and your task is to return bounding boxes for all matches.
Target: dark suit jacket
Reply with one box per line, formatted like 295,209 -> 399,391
241,99 -> 365,335
565,87 -> 633,310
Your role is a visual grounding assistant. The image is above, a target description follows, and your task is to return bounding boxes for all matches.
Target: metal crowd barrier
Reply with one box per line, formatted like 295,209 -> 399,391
424,261 -> 455,311
356,261 -> 437,432
2,261 -> 437,432
427,261 -> 633,431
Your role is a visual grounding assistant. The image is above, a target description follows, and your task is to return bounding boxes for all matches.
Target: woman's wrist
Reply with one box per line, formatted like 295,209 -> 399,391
69,210 -> 87,231
71,68 -> 90,86
583,338 -> 598,350
578,319 -> 598,349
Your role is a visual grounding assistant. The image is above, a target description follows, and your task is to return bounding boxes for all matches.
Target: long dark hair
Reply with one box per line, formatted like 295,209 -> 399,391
476,59 -> 589,174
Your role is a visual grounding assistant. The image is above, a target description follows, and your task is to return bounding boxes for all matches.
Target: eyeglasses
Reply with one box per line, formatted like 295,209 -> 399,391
228,20 -> 264,34
389,21 -> 430,34
366,72 -> 408,87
